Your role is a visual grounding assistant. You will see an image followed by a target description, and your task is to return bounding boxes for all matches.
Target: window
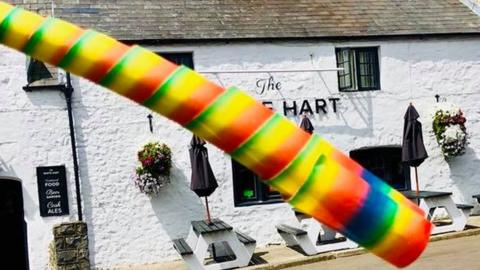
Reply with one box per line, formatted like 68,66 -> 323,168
231,160 -> 283,207
349,146 -> 411,191
158,52 -> 194,69
335,47 -> 380,91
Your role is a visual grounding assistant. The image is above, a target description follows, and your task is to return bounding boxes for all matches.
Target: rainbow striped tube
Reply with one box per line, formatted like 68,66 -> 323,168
0,2 -> 432,267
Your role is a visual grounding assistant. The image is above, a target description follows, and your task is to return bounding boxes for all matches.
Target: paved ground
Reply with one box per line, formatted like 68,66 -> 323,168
286,235 -> 480,270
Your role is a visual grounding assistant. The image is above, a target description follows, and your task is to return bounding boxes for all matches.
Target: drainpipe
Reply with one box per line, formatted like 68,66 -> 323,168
65,73 -> 83,221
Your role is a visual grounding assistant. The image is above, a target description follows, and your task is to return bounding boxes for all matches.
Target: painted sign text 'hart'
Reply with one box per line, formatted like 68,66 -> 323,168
255,76 -> 340,116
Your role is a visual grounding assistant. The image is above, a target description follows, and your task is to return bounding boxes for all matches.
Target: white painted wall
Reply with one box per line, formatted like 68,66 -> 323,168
0,36 -> 479,269
461,0 -> 480,15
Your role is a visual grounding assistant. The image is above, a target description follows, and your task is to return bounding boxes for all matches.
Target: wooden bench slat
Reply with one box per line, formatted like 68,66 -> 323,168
212,221 -> 225,231
400,190 -> 452,199
217,220 -> 229,230
319,237 -> 347,245
456,204 -> 474,210
181,240 -> 190,253
292,208 -> 310,218
205,220 -> 222,232
276,224 -> 307,236
196,220 -> 213,233
190,221 -> 202,233
191,219 -> 232,234
173,238 -> 193,255
191,221 -> 205,234
235,232 -> 256,245
204,221 -> 215,233
216,219 -> 233,231
208,220 -> 221,231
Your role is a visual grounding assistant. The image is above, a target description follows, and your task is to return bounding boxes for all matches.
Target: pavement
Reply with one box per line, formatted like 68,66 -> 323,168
286,234 -> 480,270
106,216 -> 480,270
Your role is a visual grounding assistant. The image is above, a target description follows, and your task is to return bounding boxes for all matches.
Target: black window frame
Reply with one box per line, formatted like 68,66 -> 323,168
157,52 -> 194,69
335,47 -> 380,92
349,145 -> 411,191
231,159 -> 283,207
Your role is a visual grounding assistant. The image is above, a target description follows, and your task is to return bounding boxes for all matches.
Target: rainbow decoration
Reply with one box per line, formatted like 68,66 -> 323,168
0,2 -> 432,267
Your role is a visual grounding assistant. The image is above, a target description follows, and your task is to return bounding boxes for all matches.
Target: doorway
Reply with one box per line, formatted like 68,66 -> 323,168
350,145 -> 411,191
0,176 -> 29,270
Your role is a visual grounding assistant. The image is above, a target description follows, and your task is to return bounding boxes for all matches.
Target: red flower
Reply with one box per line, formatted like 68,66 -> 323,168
141,156 -> 154,167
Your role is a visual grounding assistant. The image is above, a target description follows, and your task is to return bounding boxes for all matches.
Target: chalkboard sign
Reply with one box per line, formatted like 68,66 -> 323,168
36,166 -> 69,217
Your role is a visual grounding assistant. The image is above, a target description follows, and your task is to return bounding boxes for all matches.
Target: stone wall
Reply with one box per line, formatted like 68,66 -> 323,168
49,222 -> 90,270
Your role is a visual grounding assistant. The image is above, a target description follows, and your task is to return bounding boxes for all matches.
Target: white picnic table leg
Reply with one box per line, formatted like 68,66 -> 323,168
316,224 -> 358,252
195,231 -> 252,270
222,231 -> 252,267
242,239 -> 256,259
178,221 -> 256,270
179,254 -> 205,270
294,236 -> 318,255
196,234 -> 211,265
319,224 -> 337,241
420,197 -> 467,234
277,230 -> 300,247
176,233 -> 207,270
290,216 -> 320,255
186,226 -> 198,248
299,218 -> 324,255
301,218 -> 322,243
301,218 -> 358,253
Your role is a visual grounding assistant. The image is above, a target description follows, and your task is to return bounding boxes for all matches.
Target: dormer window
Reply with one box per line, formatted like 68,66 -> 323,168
25,57 -> 60,87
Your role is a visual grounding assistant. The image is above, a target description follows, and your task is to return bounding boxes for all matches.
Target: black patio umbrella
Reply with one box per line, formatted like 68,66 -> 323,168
189,135 -> 218,223
402,104 -> 428,204
299,114 -> 314,134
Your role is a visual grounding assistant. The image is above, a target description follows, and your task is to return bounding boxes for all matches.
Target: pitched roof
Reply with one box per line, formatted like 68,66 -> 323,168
14,0 -> 480,41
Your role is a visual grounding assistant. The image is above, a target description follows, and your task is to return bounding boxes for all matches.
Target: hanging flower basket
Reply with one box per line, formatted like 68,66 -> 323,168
432,102 -> 468,159
134,141 -> 172,196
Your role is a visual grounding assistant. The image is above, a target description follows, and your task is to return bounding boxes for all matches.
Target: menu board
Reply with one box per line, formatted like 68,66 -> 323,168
36,166 -> 69,217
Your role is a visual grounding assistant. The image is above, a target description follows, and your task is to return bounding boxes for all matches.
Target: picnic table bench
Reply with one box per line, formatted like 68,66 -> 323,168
473,194 -> 480,204
173,219 -> 256,270
400,190 -> 473,234
276,209 -> 357,255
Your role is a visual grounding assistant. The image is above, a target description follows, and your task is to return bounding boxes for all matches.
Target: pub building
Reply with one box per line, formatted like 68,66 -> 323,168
0,1 -> 479,269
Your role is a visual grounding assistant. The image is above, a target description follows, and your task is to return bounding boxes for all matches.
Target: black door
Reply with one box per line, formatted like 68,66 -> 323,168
350,146 -> 411,191
0,177 -> 29,270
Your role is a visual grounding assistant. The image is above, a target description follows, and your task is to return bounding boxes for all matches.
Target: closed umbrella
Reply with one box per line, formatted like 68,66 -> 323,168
402,104 -> 428,204
299,114 -> 314,134
189,135 -> 218,223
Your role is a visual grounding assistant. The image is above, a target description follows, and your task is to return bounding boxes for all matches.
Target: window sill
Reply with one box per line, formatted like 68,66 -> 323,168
234,198 -> 284,207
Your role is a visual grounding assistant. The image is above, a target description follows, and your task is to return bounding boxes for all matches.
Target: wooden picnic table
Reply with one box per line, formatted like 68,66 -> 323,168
191,219 -> 232,234
276,209 -> 357,255
400,190 -> 471,235
173,219 -> 256,270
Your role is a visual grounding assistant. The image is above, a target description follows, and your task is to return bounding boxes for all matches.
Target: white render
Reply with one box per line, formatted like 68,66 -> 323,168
0,36 -> 479,269
461,0 -> 480,15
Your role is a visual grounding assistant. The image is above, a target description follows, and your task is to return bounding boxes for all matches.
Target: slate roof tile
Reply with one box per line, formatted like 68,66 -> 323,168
12,0 -> 480,41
